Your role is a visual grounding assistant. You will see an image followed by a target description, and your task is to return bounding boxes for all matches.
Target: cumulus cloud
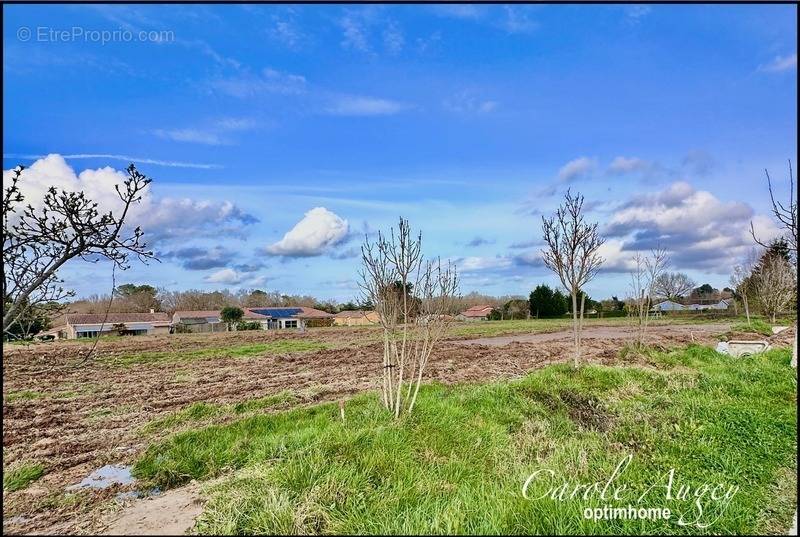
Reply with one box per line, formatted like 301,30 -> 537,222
324,95 -> 412,116
204,268 -> 244,284
604,181 -> 783,272
558,156 -> 596,183
3,154 -> 257,244
265,207 -> 350,257
758,53 -> 797,73
454,256 -> 513,272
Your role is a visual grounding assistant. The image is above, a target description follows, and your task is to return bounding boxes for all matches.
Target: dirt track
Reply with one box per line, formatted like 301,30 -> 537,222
455,323 -> 732,346
4,320 -> 792,535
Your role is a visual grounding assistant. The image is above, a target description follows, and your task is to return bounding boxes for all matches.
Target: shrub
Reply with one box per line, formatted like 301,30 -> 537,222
235,320 -> 262,331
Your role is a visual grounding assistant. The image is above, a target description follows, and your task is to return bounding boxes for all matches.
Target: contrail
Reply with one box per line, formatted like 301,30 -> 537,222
3,153 -> 222,170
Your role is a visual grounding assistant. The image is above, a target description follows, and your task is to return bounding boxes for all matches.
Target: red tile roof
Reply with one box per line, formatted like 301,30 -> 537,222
460,305 -> 494,317
65,312 -> 170,325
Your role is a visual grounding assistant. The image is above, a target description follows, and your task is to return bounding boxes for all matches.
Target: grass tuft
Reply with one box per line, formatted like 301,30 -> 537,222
730,319 -> 774,337
3,462 -> 45,492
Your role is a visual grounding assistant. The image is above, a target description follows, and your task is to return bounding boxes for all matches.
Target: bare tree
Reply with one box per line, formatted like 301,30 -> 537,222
730,251 -> 758,327
750,160 -> 798,262
653,271 -> 695,301
359,218 -> 459,417
628,248 -> 669,349
541,190 -> 605,367
3,164 -> 153,335
753,254 -> 796,324
749,160 -> 798,367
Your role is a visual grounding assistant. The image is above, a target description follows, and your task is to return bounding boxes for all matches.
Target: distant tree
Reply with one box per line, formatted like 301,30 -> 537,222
114,283 -> 160,312
653,272 -> 696,301
541,189 -> 605,367
753,253 -> 796,323
220,306 -> 244,331
242,289 -> 270,308
503,299 -> 530,320
695,283 -> 716,295
529,285 -> 555,318
552,289 -> 570,316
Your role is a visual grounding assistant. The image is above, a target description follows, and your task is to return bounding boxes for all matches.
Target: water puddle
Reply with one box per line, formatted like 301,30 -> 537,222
67,464 -> 135,490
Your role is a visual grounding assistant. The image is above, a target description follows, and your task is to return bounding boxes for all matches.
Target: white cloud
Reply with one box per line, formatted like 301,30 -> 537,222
211,68 -> 307,98
604,181 -> 783,272
340,15 -> 370,52
153,128 -> 225,146
501,6 -> 539,34
455,256 -> 513,272
558,156 -> 596,183
265,207 -> 350,257
608,156 -> 651,175
443,91 -> 498,114
215,117 -> 257,131
324,95 -> 412,116
432,5 -> 485,20
3,154 -> 256,243
624,5 -> 652,24
383,21 -> 405,54
758,53 -> 797,73
204,268 -> 244,284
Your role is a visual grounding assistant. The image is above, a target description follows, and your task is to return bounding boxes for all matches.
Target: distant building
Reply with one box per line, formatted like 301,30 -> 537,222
172,306 -> 334,332
456,304 -> 494,321
333,310 -> 379,326
652,299 -> 731,312
652,300 -> 685,312
40,312 -> 171,339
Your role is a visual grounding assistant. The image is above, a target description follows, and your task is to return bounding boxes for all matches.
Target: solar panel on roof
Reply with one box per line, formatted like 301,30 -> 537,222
251,308 -> 303,319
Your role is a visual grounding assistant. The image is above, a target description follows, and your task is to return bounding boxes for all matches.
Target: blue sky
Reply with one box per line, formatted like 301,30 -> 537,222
3,4 -> 797,302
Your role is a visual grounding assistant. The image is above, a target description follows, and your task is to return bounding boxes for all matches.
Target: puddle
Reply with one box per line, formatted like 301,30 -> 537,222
67,464 -> 135,491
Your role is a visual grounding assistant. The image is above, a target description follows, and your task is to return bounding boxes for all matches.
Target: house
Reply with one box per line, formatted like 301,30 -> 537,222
333,310 -> 379,326
652,300 -> 685,312
40,312 -> 171,339
456,304 -> 494,321
651,299 -> 731,312
172,307 -> 334,332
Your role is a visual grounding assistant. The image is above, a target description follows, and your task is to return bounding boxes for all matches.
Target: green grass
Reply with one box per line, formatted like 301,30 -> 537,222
730,319 -> 774,337
106,340 -> 329,367
4,390 -> 44,403
133,344 -> 797,534
141,391 -> 298,435
3,462 -> 45,492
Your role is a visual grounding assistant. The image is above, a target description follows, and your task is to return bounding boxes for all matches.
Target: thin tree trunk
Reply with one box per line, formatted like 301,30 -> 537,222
578,292 -> 586,353
744,295 -> 750,326
791,324 -> 797,369
571,290 -> 579,368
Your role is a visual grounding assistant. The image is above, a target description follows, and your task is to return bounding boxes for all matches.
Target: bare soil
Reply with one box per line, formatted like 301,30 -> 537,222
3,320 -> 791,535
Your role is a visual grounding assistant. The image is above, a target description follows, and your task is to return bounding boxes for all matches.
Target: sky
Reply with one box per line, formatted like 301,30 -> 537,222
3,4 -> 797,303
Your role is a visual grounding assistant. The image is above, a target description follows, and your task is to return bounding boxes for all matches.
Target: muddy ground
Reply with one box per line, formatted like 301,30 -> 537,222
2,321 -> 793,535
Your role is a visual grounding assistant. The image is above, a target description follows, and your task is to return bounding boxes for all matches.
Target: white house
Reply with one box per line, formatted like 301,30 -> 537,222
652,300 -> 685,312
